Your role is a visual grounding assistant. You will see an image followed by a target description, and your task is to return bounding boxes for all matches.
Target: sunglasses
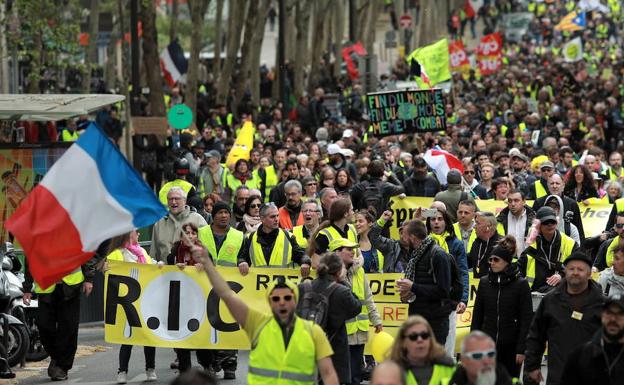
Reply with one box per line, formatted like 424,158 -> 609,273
405,332 -> 430,341
464,170 -> 476,175
463,350 -> 496,361
270,295 -> 293,303
249,204 -> 261,209
489,256 -> 502,263
615,223 -> 624,229
306,183 -> 317,186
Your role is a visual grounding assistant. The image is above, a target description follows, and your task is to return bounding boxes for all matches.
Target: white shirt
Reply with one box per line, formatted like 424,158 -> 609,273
507,210 -> 528,256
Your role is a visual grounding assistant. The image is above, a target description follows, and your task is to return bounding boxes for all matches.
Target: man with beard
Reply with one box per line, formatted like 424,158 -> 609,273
444,331 -> 517,385
532,174 -> 585,241
278,180 -> 305,230
524,252 -> 605,385
195,248 -> 339,385
402,157 -> 441,197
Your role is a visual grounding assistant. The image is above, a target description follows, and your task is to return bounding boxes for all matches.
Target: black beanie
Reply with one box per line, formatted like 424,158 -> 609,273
491,245 -> 514,264
212,201 -> 232,216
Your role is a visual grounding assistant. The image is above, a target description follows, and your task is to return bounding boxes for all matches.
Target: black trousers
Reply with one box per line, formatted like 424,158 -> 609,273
427,315 -> 450,345
349,344 -> 365,385
36,286 -> 81,371
119,345 -> 156,372
176,349 -> 213,372
496,343 -> 520,378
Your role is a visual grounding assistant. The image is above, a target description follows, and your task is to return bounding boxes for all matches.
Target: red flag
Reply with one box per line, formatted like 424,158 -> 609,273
423,149 -> 464,185
448,40 -> 470,73
342,42 -> 368,80
477,32 -> 503,76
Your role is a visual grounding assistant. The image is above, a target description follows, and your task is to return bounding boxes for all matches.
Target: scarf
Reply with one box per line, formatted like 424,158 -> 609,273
429,231 -> 450,253
404,237 -> 435,282
243,213 -> 262,233
125,242 -> 146,264
234,171 -> 249,184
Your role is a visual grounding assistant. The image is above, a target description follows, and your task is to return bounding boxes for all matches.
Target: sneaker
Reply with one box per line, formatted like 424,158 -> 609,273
223,370 -> 236,380
50,367 -> 68,381
117,371 -> 127,384
146,368 -> 157,382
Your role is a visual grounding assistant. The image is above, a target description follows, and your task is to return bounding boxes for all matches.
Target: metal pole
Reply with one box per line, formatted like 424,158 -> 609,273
130,0 -> 140,116
278,0 -> 286,106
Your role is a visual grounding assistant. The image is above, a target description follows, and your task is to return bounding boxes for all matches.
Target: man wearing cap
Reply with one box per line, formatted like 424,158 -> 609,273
527,161 -> 555,200
524,251 -> 605,385
402,157 -> 441,198
434,169 -> 476,223
533,174 -> 585,241
509,151 -> 535,197
197,201 -> 248,379
240,203 -> 311,276
158,157 -> 200,206
330,238 -> 382,385
561,294 -> 624,384
198,150 -> 228,197
328,143 -> 358,181
196,247 -> 339,385
519,206 -> 578,293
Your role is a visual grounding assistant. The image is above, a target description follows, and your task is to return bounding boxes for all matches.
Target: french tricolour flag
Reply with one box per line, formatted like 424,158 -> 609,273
5,124 -> 167,289
160,39 -> 188,88
423,149 -> 464,185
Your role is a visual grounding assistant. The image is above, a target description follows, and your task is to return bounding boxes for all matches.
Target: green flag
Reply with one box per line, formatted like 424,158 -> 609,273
406,38 -> 451,88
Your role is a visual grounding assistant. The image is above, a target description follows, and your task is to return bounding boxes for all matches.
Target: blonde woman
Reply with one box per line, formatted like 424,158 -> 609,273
389,316 -> 455,385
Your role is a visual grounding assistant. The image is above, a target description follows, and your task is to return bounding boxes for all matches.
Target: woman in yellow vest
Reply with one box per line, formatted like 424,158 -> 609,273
197,247 -> 340,385
355,210 -> 386,273
225,159 -> 260,204
388,315 -> 455,385
330,238 -> 382,385
105,230 -> 161,383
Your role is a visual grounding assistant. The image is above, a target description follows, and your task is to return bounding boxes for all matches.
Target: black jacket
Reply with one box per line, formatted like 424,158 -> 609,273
369,220 -> 409,272
532,195 -> 585,242
524,280 -> 605,385
496,205 -> 536,239
351,176 -> 405,213
560,331 -> 624,385
402,173 -> 441,197
471,265 -> 533,353
446,364 -> 516,385
297,277 -> 361,384
408,242 -> 452,320
467,233 -> 501,278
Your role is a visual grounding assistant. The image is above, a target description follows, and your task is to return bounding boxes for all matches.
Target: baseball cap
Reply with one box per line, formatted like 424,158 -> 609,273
540,161 -> 555,170
511,151 -> 529,162
563,251 -> 593,268
329,238 -> 360,251
206,150 -> 221,160
342,129 -> 354,138
327,143 -> 342,155
536,206 -> 558,223
603,294 -> 624,311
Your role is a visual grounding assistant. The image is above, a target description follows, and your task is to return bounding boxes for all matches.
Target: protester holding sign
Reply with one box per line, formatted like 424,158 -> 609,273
193,245 -> 340,385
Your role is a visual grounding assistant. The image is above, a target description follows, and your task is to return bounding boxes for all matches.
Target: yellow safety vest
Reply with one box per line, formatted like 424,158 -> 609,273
453,223 -> 477,252
616,198 -> 624,214
258,165 -> 279,202
604,167 -> 622,181
225,173 -> 260,203
525,234 -> 576,286
317,224 -> 360,258
248,316 -> 317,385
216,113 -> 233,128
158,179 -> 194,205
35,267 -> 84,294
441,376 -> 520,385
292,225 -> 309,249
61,129 -> 79,142
407,365 -> 455,385
106,248 -> 154,264
250,229 -> 292,267
534,180 -> 548,200
198,226 -> 245,266
346,267 -> 369,335
606,235 -> 621,268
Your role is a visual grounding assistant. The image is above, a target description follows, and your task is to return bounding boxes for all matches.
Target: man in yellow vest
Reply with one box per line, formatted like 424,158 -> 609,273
158,158 -> 199,207
594,212 -> 624,271
241,203 -> 311,277
196,248 -> 339,385
197,201 -> 248,379
454,200 -> 477,252
22,260 -> 96,381
527,161 -> 554,200
518,207 -> 578,292
292,199 -> 322,250
603,151 -> 623,182
496,189 -> 535,257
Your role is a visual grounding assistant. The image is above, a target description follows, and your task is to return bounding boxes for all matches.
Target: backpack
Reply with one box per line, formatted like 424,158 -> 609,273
361,180 -> 384,217
296,281 -> 339,331
430,244 -> 464,304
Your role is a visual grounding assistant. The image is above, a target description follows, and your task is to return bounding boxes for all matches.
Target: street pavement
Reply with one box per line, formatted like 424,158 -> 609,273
15,325 -> 249,385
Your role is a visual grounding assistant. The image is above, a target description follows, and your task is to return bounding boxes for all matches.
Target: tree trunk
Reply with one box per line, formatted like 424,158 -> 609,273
213,0 -> 224,80
332,0 -> 345,80
140,0 -> 166,116
293,1 -> 311,99
216,0 -> 244,106
414,0 -> 461,48
360,0 -> 382,54
105,8 -> 120,91
82,0 -> 99,93
242,0 -> 271,110
186,0 -> 211,122
307,0 -> 332,94
233,1 -> 258,115
169,0 -> 179,43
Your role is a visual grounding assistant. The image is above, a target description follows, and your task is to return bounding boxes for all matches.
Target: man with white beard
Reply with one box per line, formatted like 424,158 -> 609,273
443,331 -> 517,385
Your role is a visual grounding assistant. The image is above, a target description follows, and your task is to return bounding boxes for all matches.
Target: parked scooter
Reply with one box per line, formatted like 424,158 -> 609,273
0,243 -> 47,363
0,244 -> 29,367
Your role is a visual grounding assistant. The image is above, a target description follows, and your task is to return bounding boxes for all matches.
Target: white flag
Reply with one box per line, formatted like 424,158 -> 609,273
563,37 -> 583,62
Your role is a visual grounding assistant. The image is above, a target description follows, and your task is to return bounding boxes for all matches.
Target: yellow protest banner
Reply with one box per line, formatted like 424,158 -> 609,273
406,39 -> 451,88
104,261 -> 408,350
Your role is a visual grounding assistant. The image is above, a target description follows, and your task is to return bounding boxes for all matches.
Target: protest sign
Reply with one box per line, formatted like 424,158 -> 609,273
477,32 -> 503,76
448,40 -> 471,74
366,89 -> 447,136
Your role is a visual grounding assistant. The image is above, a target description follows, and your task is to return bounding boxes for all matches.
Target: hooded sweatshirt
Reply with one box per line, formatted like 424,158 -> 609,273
544,195 -> 580,245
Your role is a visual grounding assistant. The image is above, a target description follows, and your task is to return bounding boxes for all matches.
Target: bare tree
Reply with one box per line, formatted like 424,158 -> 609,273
186,0 -> 211,121
293,0 -> 312,99
216,0 -> 244,105
82,0 -> 99,93
140,0 -> 166,116
358,0 -> 382,54
413,0 -> 462,48
169,0 -> 179,42
332,0 -> 345,80
307,0 -> 332,94
213,0 -> 224,80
